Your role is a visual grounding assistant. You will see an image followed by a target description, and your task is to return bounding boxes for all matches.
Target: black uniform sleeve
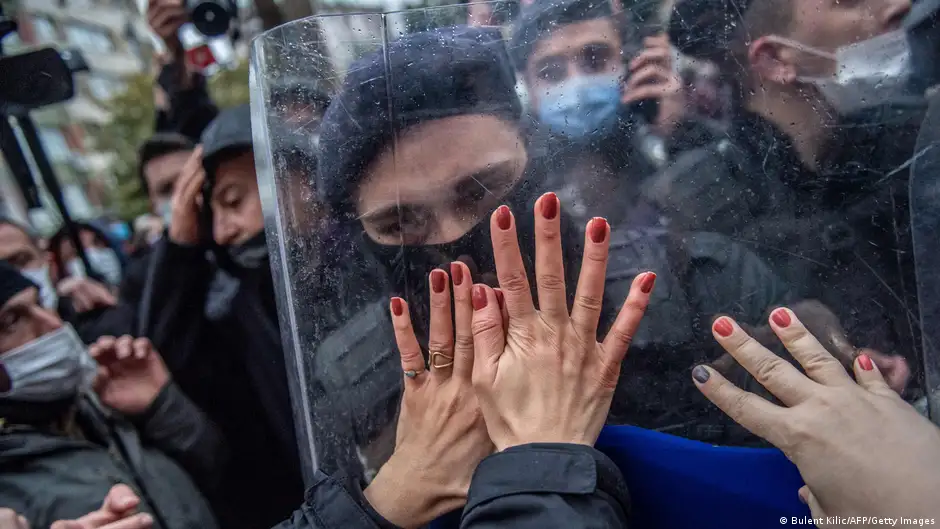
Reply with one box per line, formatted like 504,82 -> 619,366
137,237 -> 213,370
155,62 -> 219,141
270,472 -> 401,529
460,444 -> 630,529
132,381 -> 227,491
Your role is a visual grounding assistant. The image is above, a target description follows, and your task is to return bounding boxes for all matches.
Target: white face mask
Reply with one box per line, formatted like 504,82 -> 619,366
769,29 -> 913,114
68,248 -> 122,286
19,265 -> 58,309
0,325 -> 97,402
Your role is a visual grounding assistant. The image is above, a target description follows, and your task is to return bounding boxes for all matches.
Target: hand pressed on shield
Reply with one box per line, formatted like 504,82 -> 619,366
364,263 -> 493,529
693,309 -> 940,526
470,193 -> 655,451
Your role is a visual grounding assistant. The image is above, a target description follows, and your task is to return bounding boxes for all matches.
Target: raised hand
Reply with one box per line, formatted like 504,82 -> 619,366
90,336 -> 170,416
469,193 -> 655,450
50,485 -> 153,529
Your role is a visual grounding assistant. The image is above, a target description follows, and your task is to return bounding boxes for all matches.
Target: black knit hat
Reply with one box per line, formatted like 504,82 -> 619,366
316,25 -> 522,213
201,103 -> 253,180
668,0 -> 755,61
510,0 -> 615,69
0,261 -> 37,309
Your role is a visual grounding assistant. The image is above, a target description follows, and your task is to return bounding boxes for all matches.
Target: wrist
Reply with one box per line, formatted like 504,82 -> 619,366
365,457 -> 463,529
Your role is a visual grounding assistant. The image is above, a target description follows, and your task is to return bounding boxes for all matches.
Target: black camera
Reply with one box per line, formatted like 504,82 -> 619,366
189,0 -> 238,38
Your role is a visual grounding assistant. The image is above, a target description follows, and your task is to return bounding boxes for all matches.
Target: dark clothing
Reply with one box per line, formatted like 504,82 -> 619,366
645,110 -> 921,372
0,384 -> 220,529
272,444 -> 630,529
61,299 -> 136,344
155,63 -> 219,142
140,237 -> 304,529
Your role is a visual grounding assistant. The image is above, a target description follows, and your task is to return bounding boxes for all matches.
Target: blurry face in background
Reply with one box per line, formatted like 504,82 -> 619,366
0,287 -> 62,354
56,229 -> 107,266
144,149 -> 193,215
356,114 -> 527,246
0,224 -> 46,272
525,17 -> 624,112
211,151 -> 265,246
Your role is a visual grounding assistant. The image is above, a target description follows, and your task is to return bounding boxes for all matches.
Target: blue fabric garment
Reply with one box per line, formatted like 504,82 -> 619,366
594,425 -> 810,528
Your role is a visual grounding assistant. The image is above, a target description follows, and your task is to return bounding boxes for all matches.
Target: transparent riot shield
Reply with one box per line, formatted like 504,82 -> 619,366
253,1 -> 932,526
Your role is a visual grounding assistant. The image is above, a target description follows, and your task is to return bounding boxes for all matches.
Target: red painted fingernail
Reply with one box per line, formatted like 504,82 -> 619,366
450,262 -> 464,286
430,269 -> 446,294
639,272 -> 656,294
495,289 -> 505,309
771,308 -> 791,328
589,217 -> 608,243
390,297 -> 404,316
472,285 -> 488,310
496,205 -> 512,231
858,354 -> 874,371
540,192 -> 558,220
713,317 -> 734,338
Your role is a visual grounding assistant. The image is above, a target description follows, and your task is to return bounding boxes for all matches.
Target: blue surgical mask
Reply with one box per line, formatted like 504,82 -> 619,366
537,73 -> 622,139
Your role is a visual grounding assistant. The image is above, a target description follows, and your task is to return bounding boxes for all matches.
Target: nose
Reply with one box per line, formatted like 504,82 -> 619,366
882,0 -> 912,30
214,216 -> 239,246
32,305 -> 63,335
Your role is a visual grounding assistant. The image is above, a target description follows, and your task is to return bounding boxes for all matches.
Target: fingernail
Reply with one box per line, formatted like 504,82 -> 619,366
450,262 -> 464,286
472,285 -> 488,310
771,308 -> 791,328
692,365 -> 710,384
798,489 -> 808,505
495,289 -> 505,309
639,272 -> 656,294
713,317 -> 734,338
496,205 -> 512,231
858,353 -> 874,371
430,269 -> 446,293
139,514 -> 153,524
589,217 -> 608,243
540,192 -> 558,220
390,298 -> 404,317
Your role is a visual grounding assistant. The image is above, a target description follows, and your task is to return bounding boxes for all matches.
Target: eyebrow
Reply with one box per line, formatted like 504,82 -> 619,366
359,159 -> 519,224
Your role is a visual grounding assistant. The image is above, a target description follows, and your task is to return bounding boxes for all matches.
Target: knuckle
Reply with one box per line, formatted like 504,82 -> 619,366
427,338 -> 453,353
454,333 -> 475,352
536,272 -> 566,293
583,246 -> 608,264
727,390 -> 754,419
499,268 -> 529,294
574,294 -> 603,313
606,326 -> 635,348
471,316 -> 502,337
752,354 -> 789,387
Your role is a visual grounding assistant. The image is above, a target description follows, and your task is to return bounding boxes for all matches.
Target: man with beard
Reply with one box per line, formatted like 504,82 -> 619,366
0,261 -> 220,529
646,0 -> 916,394
139,105 -> 305,529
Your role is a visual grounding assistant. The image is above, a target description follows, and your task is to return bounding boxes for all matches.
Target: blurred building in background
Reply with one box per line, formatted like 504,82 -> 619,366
1,0 -> 156,231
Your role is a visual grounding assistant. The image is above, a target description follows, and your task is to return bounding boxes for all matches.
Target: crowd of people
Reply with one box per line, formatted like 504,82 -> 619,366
1,0 -> 940,526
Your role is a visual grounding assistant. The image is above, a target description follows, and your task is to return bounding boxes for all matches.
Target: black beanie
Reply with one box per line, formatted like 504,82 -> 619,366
0,261 -> 37,308
316,25 -> 522,214
668,0 -> 755,61
510,0 -> 615,69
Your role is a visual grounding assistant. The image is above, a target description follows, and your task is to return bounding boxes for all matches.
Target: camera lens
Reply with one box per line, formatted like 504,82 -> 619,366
190,0 -> 232,37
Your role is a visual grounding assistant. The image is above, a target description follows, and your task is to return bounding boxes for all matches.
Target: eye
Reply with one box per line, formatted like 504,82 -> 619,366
375,207 -> 432,244
537,60 -> 567,84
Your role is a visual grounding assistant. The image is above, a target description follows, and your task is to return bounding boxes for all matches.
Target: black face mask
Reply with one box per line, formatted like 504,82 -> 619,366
359,177 -> 584,343
227,230 -> 269,270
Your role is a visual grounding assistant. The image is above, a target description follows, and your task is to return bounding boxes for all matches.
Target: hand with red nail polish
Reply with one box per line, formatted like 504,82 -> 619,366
372,264 -> 492,528
469,199 -> 655,450
693,309 -> 940,525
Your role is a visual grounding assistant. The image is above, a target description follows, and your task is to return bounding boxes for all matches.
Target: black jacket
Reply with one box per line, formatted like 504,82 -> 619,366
645,110 -> 921,371
0,384 -> 221,529
273,444 -> 630,529
139,237 -> 304,529
155,63 -> 219,142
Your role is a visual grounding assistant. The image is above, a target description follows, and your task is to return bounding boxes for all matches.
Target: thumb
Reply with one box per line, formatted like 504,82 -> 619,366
104,484 -> 140,514
470,284 -> 505,389
50,522 -> 82,529
799,486 -> 827,520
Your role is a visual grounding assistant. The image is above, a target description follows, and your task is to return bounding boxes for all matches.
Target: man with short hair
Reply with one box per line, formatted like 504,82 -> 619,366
0,261 -> 221,529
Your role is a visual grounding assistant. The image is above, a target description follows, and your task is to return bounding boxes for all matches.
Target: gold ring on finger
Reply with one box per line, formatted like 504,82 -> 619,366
430,351 -> 454,369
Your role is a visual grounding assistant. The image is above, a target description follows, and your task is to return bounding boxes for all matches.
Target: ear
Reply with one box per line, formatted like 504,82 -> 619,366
748,36 -> 798,86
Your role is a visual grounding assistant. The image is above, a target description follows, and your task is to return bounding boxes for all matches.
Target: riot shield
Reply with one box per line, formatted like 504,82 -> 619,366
252,0 -> 932,526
